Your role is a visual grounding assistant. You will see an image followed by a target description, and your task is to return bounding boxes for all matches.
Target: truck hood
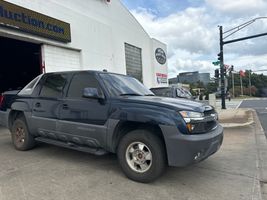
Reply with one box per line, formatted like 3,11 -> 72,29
118,96 -> 212,113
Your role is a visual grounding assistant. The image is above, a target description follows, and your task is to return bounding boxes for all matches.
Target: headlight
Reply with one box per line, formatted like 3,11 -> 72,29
179,111 -> 204,121
179,111 -> 204,133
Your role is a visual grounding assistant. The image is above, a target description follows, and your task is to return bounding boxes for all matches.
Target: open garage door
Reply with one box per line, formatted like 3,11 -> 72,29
0,37 -> 41,93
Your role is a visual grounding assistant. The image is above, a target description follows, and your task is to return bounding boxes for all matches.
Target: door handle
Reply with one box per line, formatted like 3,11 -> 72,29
33,109 -> 45,113
62,104 -> 69,110
35,102 -> 41,108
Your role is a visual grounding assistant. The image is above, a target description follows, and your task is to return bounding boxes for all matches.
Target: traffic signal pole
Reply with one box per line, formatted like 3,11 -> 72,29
217,17 -> 267,109
219,26 -> 226,109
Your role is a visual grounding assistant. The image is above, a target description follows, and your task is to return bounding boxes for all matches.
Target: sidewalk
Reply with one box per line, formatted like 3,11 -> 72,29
217,108 -> 267,199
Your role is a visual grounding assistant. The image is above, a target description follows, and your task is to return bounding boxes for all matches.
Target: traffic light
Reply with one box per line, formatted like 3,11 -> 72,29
230,65 -> 234,71
214,69 -> 219,78
217,52 -> 222,61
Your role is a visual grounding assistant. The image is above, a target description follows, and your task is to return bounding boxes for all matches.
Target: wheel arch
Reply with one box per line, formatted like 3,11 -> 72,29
110,121 -> 167,154
8,110 -> 25,131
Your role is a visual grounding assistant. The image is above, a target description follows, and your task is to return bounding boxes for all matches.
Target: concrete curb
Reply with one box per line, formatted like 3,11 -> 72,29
252,110 -> 267,200
220,108 -> 255,128
221,120 -> 254,128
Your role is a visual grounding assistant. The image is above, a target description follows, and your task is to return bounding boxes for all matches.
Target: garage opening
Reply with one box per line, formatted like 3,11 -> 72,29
0,36 -> 41,93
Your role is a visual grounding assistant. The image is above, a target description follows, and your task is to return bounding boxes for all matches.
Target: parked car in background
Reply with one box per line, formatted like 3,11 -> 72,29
150,86 -> 195,100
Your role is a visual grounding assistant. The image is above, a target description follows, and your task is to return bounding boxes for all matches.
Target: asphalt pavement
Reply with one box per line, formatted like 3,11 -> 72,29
0,122 -> 263,200
239,98 -> 267,136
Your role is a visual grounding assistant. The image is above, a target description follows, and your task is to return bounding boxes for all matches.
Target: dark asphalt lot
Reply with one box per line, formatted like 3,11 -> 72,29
239,98 -> 267,136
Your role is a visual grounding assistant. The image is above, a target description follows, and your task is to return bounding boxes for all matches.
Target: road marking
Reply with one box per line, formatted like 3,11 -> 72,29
259,111 -> 267,114
236,100 -> 243,109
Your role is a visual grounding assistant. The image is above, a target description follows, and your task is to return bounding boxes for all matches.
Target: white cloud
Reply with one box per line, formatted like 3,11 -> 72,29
131,7 -> 218,55
130,1 -> 267,78
206,0 -> 267,16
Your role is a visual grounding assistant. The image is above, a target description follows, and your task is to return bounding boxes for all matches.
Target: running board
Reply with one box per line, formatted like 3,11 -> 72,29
35,137 -> 108,156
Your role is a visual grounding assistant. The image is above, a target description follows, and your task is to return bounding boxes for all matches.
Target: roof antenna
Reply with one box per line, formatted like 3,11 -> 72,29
103,69 -> 108,72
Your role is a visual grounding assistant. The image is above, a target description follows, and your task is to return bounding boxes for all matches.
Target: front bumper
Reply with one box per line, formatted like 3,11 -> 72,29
161,124 -> 223,167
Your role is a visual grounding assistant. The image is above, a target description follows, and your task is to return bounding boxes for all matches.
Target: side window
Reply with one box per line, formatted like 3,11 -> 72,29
19,75 -> 42,96
39,74 -> 67,98
67,73 -> 103,98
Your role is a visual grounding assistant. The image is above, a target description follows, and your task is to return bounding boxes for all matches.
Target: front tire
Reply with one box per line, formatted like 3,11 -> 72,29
117,129 -> 166,183
11,117 -> 35,151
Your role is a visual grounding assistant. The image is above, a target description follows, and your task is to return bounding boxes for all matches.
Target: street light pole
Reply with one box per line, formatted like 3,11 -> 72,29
232,72 -> 235,98
218,17 -> 267,106
219,26 -> 226,109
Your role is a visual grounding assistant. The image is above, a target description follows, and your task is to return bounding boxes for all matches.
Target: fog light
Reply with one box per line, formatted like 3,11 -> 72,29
194,152 -> 201,161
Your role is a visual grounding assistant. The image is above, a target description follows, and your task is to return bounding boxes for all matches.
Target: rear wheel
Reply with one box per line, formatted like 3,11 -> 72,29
11,117 -> 35,151
117,129 -> 166,183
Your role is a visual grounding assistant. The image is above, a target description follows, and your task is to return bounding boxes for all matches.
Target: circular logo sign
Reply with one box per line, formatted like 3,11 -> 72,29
155,48 -> 166,65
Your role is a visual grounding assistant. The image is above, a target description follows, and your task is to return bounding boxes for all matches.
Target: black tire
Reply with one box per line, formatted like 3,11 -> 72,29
11,117 -> 36,151
117,129 -> 166,183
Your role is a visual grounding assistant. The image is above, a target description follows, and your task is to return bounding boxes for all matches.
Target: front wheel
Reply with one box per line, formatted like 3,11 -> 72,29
11,117 -> 35,151
117,129 -> 166,183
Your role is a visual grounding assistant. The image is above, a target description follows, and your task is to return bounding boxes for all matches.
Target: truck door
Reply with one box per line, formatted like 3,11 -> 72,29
31,73 -> 68,137
58,72 -> 110,148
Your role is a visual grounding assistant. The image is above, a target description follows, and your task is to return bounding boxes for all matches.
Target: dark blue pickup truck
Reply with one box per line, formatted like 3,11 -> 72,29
0,70 -> 223,182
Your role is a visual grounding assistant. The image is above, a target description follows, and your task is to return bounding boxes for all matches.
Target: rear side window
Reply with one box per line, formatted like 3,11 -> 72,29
67,73 -> 103,98
39,74 -> 67,98
19,75 -> 42,96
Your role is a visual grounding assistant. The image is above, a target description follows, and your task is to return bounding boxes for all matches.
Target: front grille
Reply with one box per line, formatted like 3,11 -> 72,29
191,120 -> 217,134
190,108 -> 218,134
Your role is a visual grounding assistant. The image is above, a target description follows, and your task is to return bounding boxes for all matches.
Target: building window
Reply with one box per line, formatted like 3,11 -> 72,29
125,43 -> 143,82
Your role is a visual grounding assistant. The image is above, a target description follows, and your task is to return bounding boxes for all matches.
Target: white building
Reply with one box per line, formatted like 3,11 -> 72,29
0,0 -> 168,93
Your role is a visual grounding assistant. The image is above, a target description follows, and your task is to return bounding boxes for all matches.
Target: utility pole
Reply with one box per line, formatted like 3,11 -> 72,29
240,75 -> 243,96
248,70 -> 252,96
219,26 -> 226,109
232,72 -> 235,98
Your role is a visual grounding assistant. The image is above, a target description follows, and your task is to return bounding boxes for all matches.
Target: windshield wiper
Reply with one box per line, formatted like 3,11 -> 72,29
144,94 -> 155,96
120,93 -> 142,96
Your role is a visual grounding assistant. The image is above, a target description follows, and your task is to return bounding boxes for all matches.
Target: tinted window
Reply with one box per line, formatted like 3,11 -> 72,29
39,74 -> 67,98
151,88 -> 172,97
19,75 -> 42,96
67,73 -> 102,98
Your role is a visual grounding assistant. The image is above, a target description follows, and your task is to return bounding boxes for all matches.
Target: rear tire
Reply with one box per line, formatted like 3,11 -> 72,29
11,117 -> 35,151
117,129 -> 166,183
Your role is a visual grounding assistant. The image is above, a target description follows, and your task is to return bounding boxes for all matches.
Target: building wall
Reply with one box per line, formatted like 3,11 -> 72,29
199,73 -> 210,85
152,39 -> 168,87
178,71 -> 199,84
177,71 -> 210,85
0,0 -> 167,88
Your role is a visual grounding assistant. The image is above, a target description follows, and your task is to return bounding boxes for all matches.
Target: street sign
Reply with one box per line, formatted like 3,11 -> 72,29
212,61 -> 220,66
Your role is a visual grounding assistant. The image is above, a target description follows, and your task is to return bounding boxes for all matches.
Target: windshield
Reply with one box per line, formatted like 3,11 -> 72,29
99,73 -> 154,97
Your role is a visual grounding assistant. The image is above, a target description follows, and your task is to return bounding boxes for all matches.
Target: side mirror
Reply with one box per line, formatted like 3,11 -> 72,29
83,87 -> 103,99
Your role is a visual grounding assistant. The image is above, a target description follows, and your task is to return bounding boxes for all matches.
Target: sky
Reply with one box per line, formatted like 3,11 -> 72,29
121,0 -> 267,78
